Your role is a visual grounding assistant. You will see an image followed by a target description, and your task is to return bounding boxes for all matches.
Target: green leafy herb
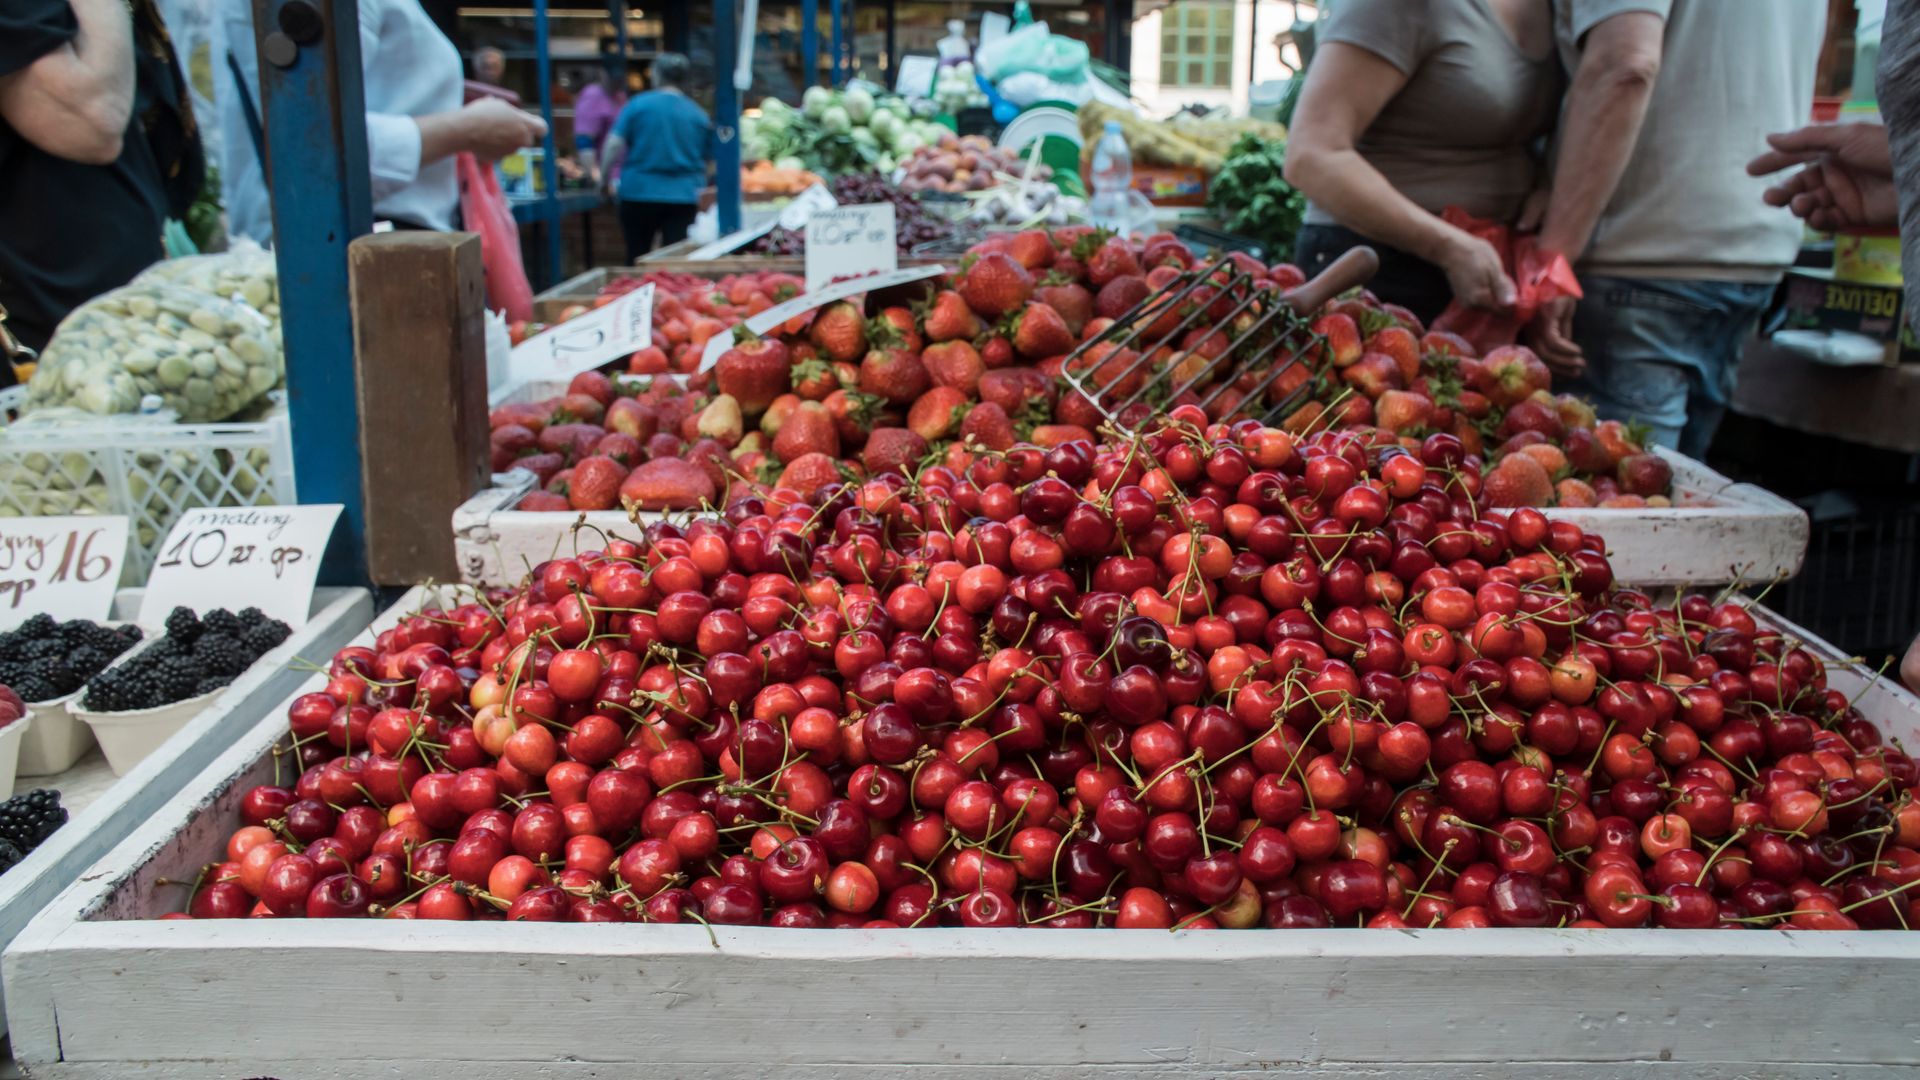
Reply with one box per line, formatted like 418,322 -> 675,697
1206,134 -> 1307,260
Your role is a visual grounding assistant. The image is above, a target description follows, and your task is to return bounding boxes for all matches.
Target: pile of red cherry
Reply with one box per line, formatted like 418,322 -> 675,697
175,406 -> 1920,930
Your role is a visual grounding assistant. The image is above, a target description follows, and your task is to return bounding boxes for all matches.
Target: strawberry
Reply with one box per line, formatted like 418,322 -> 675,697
1094,275 -> 1152,322
554,394 -> 605,425
1086,238 -> 1142,288
1482,455 -> 1554,508
1365,326 -> 1421,384
957,252 -> 1035,319
870,307 -> 923,353
545,467 -> 572,495
862,427 -> 929,475
825,388 -> 887,449
1035,281 -> 1093,336
627,345 -> 670,375
1421,330 -> 1478,359
567,370 -> 615,406
619,457 -> 717,510
1555,477 -> 1598,507
979,334 -> 1015,369
1312,313 -> 1364,368
1054,388 -> 1106,431
565,455 -> 628,511
1518,443 -> 1569,475
859,346 -> 931,406
1029,423 -> 1095,447
592,431 -> 642,465
959,400 -> 1015,450
1373,389 -> 1432,435
1006,230 -> 1056,271
1480,344 -> 1552,408
1381,303 -> 1425,335
714,336 -> 791,415
924,289 -> 982,343
1617,451 -> 1673,497
1555,392 -> 1598,431
777,452 -> 843,497
1498,398 -> 1566,442
1009,301 -> 1075,360
792,356 -> 839,400
644,432 -> 685,461
907,386 -> 971,440
518,491 -> 571,512
809,301 -> 869,363
1594,419 -> 1641,463
1267,263 -> 1307,289
773,400 -> 841,464
978,367 -> 1053,415
1340,352 -> 1405,399
1141,234 -> 1193,270
922,340 -> 985,394
696,395 -> 744,447
1562,428 -> 1612,475
760,393 -> 801,437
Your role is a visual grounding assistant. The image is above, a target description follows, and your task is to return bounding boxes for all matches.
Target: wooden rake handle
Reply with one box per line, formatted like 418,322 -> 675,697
1280,246 -> 1380,317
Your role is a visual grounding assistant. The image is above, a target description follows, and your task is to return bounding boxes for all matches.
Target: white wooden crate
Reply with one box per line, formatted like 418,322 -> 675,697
6,589 -> 1919,1078
1544,447 -> 1808,587
0,586 -> 373,1040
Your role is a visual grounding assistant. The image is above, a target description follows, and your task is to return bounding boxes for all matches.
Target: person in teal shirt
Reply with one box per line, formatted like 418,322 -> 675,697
600,52 -> 713,261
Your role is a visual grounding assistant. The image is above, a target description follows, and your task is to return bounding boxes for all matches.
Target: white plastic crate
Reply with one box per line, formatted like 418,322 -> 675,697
0,387 -> 296,581
3,591 -> 1918,1078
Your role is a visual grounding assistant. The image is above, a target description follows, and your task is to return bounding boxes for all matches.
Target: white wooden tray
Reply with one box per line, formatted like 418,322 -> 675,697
1543,446 -> 1808,586
0,586 -> 373,1040
5,589 -> 1917,1077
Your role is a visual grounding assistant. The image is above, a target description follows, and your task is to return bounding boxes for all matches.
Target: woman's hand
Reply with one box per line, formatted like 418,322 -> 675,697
459,98 -> 547,161
1439,230 -> 1517,310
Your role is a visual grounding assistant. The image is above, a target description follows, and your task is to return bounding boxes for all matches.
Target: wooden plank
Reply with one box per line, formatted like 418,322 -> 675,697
350,233 -> 491,586
10,594 -> 1912,1076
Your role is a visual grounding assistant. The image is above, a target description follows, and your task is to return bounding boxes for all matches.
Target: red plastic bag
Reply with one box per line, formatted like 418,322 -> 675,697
1429,206 -> 1581,354
457,152 -> 534,323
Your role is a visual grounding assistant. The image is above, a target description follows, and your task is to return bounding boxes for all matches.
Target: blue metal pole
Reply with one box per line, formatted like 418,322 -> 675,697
715,0 -> 742,234
829,0 -> 842,86
614,0 -> 628,67
801,0 -> 818,89
534,0 -> 563,285
253,0 -> 371,586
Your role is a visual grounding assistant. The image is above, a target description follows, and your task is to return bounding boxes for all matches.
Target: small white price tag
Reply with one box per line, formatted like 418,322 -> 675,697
140,505 -> 344,628
806,203 -> 898,293
509,284 -> 654,384
0,516 -> 128,630
698,263 -> 947,372
895,55 -> 939,99
686,183 -> 838,259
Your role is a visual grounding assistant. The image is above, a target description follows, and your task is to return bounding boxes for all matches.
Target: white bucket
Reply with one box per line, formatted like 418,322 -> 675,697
0,712 -> 33,800
16,692 -> 93,777
69,687 -> 223,777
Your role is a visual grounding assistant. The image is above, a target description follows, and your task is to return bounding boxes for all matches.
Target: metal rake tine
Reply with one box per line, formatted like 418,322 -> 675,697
1105,268 -> 1269,414
1164,294 -> 1302,412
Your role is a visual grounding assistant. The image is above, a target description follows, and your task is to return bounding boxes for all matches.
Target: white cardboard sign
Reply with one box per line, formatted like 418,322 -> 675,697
139,504 -> 344,628
687,184 -> 836,259
805,203 -> 898,293
0,516 -> 129,630
697,263 -> 948,372
509,283 -> 653,383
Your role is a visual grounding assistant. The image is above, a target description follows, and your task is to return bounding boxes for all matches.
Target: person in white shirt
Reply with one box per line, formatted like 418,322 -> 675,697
215,0 -> 544,241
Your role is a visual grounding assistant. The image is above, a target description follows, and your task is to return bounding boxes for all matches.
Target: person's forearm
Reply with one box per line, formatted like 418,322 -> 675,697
1285,146 -> 1464,264
415,111 -> 467,167
1539,28 -> 1663,261
0,0 -> 135,163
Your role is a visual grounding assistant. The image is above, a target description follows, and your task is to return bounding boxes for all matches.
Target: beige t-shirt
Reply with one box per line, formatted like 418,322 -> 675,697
1304,0 -> 1562,227
1555,0 -> 1825,281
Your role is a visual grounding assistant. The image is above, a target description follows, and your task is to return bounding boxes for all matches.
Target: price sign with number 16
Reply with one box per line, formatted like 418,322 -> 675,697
0,516 -> 129,630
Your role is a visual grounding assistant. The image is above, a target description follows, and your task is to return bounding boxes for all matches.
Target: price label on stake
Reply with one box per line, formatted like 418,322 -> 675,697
806,203 -> 898,293
0,516 -> 129,630
698,263 -> 948,372
140,505 -> 344,628
508,283 -> 654,384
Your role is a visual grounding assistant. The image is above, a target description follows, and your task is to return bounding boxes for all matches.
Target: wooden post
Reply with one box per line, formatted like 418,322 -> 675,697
348,233 -> 490,585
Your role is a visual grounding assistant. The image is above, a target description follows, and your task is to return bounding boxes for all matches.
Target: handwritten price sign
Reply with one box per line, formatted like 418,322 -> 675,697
508,283 -> 654,385
0,516 -> 129,629
806,203 -> 898,293
139,505 -> 343,628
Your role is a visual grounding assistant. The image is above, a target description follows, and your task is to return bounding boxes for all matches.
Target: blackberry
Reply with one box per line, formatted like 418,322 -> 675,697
163,607 -> 202,644
195,675 -> 232,696
20,638 -> 62,661
12,677 -> 55,704
236,607 -> 269,630
202,609 -> 243,638
241,620 -> 291,656
193,633 -> 249,677
16,614 -> 54,640
154,656 -> 201,701
116,624 -> 143,647
0,839 -> 22,876
0,789 -> 66,853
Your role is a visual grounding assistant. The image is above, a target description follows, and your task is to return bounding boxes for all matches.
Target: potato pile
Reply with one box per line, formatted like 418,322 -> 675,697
898,134 -> 1049,195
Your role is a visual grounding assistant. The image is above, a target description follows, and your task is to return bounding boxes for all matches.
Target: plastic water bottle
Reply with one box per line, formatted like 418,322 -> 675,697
1089,120 -> 1134,234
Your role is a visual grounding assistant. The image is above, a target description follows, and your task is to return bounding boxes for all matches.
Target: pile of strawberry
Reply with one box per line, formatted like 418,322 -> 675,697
491,373 -> 735,512
1294,301 -> 1673,509
182,410 -> 1920,930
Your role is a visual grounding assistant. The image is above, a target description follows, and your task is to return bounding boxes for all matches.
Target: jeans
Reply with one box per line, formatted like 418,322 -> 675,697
1563,276 -> 1776,460
618,200 -> 698,263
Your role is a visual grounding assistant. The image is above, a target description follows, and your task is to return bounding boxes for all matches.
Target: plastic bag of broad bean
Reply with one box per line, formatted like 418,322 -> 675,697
136,244 -> 281,337
24,282 -> 284,423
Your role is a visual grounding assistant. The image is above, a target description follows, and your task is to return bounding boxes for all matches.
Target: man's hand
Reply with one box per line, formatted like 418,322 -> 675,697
1438,231 -> 1517,310
1525,295 -> 1585,378
1747,123 -> 1899,232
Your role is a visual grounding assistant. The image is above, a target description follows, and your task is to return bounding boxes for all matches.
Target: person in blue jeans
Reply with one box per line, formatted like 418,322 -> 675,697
600,52 -> 712,262
1525,0 -> 1825,460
